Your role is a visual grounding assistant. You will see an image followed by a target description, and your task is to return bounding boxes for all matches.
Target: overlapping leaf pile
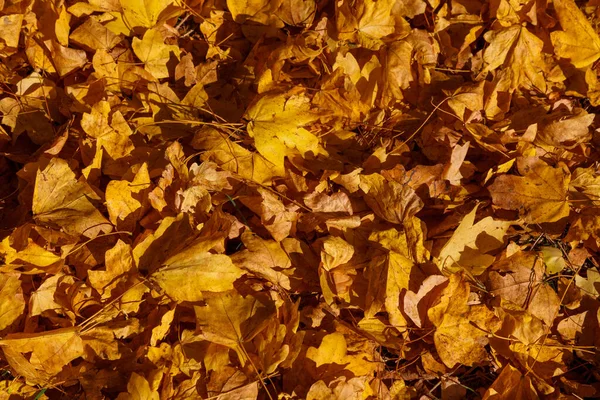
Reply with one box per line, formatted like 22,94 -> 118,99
2,0 -> 600,397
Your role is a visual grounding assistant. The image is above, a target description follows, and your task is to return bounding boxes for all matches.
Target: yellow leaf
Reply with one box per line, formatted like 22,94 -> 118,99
47,40 -> 88,77
0,14 -> 23,51
0,273 -> 25,330
483,25 -> 554,91
482,364 -> 538,400
367,228 -> 415,328
105,163 -> 151,229
489,159 -> 570,223
305,332 -> 378,377
152,251 -> 244,302
319,236 -> 354,271
92,49 -> 119,89
194,291 -> 276,363
226,0 -> 282,26
232,232 -> 292,289
540,246 -> 566,275
336,0 -> 410,50
150,309 -> 175,346
193,127 -> 276,185
576,267 -> 600,297
70,17 -> 121,51
88,239 -> 135,298
245,93 -> 324,176
0,237 -> 62,272
437,204 -> 511,275
551,0 -> 600,68
119,0 -> 177,30
119,372 -> 160,400
55,5 -> 71,46
0,327 -> 83,376
132,213 -> 193,272
33,158 -> 112,238
81,101 -> 134,159
82,147 -> 103,184
29,274 -> 64,317
25,38 -> 56,74
428,273 -> 500,368
360,173 -> 424,224
132,28 -> 180,79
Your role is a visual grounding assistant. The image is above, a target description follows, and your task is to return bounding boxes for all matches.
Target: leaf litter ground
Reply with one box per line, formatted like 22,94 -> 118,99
1,0 -> 600,398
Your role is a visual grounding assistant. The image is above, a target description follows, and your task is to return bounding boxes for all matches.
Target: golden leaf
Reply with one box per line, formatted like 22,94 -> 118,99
32,158 -> 112,238
551,0 -> 600,68
153,250 -> 244,302
483,25 -> 554,91
88,239 -> 135,298
194,291 -> 276,363
118,0 -> 177,30
489,159 -> 570,223
245,93 -> 324,176
70,17 -> 121,51
132,28 -> 180,79
105,163 -> 151,229
118,372 -> 160,400
437,204 -> 511,275
428,273 -> 501,368
0,273 -> 25,330
0,327 -> 83,376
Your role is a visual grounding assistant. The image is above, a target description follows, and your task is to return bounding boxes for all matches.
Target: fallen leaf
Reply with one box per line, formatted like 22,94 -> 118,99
194,291 -> 276,364
132,28 -> 180,79
551,0 -> 600,68
117,372 -> 160,400
245,93 -> 324,175
489,159 -> 570,223
428,273 -> 501,368
0,273 -> 25,330
0,327 -> 83,376
153,250 -> 244,302
437,204 -> 511,275
105,163 -> 151,230
32,158 -> 112,238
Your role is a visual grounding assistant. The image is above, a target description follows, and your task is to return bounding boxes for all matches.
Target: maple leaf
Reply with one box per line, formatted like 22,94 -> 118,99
32,158 -> 112,238
551,0 -> 600,68
428,273 -> 501,368
360,173 -> 424,224
105,163 -> 151,230
132,28 -> 180,79
245,92 -> 324,176
193,291 -> 276,364
336,0 -> 410,50
0,273 -> 25,330
4,0 -> 600,396
482,364 -> 538,399
305,332 -> 378,379
118,372 -> 160,400
152,248 -> 245,302
482,25 -> 555,91
486,251 -> 560,326
88,239 -> 135,299
0,327 -> 83,379
232,232 -> 293,289
193,127 -> 276,185
436,204 -> 511,275
118,0 -> 178,30
0,237 -> 62,273
488,159 -> 571,223
70,18 -> 122,51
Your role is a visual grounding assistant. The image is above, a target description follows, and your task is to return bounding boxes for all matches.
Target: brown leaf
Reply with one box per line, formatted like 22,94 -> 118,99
489,159 -> 570,223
